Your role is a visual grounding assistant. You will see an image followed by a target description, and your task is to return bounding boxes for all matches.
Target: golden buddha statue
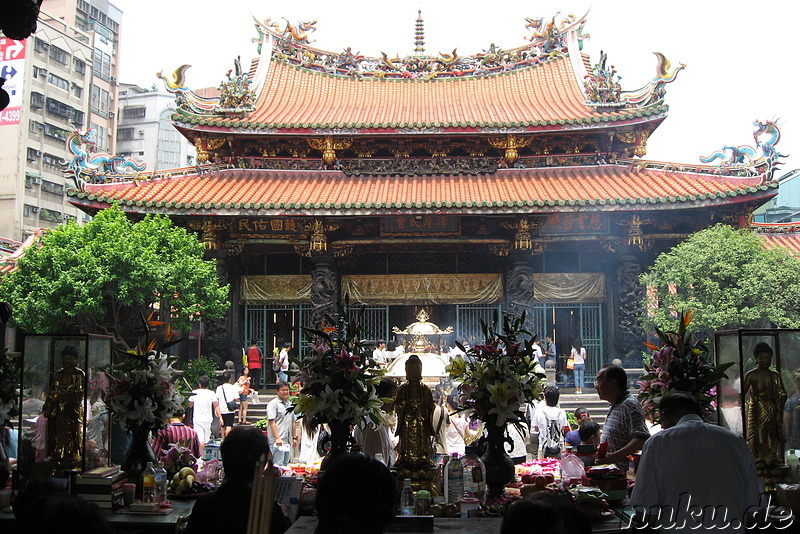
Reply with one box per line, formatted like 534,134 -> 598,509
744,342 -> 787,467
43,346 -> 85,469
394,355 -> 435,469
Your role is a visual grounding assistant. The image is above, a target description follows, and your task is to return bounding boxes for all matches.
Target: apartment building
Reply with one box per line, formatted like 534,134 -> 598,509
117,83 -> 195,171
0,1 -> 122,241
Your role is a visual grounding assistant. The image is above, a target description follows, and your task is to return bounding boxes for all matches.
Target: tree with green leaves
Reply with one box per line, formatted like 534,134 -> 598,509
0,205 -> 230,349
640,223 -> 800,340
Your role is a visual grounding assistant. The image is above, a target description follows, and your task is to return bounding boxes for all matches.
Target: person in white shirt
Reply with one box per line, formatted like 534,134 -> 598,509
570,340 -> 587,394
188,375 -> 219,454
215,373 -> 240,439
534,385 -> 569,458
372,340 -> 388,367
532,342 -> 544,366
267,381 -> 296,466
630,392 -> 765,533
277,343 -> 291,382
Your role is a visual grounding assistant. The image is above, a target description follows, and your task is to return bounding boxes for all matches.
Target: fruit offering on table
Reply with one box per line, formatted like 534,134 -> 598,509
169,466 -> 211,496
568,486 -> 612,520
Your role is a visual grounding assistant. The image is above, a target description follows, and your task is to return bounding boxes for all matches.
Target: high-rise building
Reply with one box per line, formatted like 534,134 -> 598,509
116,83 -> 195,171
0,11 -> 93,240
0,0 -> 122,241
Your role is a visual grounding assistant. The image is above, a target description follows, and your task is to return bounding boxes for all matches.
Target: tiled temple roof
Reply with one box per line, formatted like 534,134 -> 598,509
68,164 -> 776,217
174,56 -> 666,133
753,222 -> 800,255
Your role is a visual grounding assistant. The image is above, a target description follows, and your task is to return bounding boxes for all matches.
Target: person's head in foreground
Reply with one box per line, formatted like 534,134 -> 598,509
658,391 -> 701,429
315,452 -> 395,534
501,491 -> 591,534
220,426 -> 271,484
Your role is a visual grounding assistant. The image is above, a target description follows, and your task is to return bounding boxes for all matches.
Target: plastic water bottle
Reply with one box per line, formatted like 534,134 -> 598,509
374,452 -> 385,465
445,453 -> 463,505
155,461 -> 168,503
142,461 -> 156,503
400,478 -> 415,516
462,446 -> 486,504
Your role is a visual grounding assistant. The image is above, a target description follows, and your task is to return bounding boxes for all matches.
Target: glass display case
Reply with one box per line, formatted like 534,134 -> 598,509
714,329 -> 800,462
15,334 -> 113,482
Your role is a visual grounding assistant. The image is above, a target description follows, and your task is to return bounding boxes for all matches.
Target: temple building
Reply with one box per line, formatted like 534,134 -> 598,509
64,13 -> 785,384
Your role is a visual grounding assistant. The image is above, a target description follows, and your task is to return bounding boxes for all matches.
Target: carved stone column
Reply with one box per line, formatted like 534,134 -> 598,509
614,255 -> 645,363
505,252 -> 534,330
310,254 -> 339,330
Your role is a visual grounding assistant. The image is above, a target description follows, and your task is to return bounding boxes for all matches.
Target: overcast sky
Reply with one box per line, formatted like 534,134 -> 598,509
111,0 -> 799,201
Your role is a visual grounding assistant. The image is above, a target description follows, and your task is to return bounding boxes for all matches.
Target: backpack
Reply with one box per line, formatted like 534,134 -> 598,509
542,417 -> 563,458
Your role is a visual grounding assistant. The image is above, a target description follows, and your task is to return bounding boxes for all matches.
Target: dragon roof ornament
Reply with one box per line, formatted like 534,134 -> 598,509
699,120 -> 786,180
63,127 -> 147,191
250,12 -> 588,81
585,51 -> 685,110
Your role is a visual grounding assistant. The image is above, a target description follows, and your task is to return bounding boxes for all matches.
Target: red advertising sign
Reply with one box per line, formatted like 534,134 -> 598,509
0,38 -> 26,126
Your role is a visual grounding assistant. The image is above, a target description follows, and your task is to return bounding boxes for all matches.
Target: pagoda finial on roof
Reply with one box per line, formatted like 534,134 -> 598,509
414,10 -> 425,55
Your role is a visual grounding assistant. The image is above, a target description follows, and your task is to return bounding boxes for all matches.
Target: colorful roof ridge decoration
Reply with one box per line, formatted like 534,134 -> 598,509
64,127 -> 147,190
158,12 -> 683,134
753,223 -> 800,256
67,162 -> 777,217
699,120 -> 786,181
0,228 -> 46,277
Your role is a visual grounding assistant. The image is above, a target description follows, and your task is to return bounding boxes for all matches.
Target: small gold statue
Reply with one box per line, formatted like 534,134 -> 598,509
394,355 -> 435,469
43,346 -> 85,469
744,342 -> 787,467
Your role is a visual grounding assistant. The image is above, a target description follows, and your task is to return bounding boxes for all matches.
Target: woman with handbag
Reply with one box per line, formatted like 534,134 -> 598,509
216,373 -> 240,438
570,340 -> 586,394
236,367 -> 251,424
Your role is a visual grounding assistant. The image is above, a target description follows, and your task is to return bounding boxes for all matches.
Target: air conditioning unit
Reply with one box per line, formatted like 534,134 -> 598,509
138,130 -> 144,136
31,206 -> 39,213
63,214 -> 72,220
31,177 -> 42,185
35,150 -> 42,157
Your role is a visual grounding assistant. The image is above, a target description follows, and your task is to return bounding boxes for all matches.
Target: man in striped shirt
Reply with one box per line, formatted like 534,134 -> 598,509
152,407 -> 201,459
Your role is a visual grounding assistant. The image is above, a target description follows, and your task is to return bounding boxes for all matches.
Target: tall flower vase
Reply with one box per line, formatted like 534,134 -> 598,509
121,426 -> 156,495
320,419 -> 351,472
481,415 -> 515,500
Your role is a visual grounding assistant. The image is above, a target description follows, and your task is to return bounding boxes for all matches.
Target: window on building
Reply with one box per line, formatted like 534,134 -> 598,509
74,58 -> 86,75
39,208 -> 62,223
122,107 -> 146,119
43,123 -> 69,141
90,123 -> 108,151
28,120 -> 42,133
47,72 -> 69,91
117,127 -> 134,141
32,65 -> 47,79
30,92 -> 45,109
34,38 -> 49,54
72,109 -> 85,127
64,214 -> 77,223
72,83 -> 83,98
92,48 -> 112,80
90,85 -> 110,116
41,180 -> 65,195
23,204 -> 39,218
26,147 -> 40,162
45,97 -> 72,119
49,45 -> 69,65
42,153 -> 62,168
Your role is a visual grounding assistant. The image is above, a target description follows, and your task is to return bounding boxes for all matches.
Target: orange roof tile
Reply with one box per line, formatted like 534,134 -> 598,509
69,166 -> 776,216
175,56 -> 665,132
753,223 -> 800,255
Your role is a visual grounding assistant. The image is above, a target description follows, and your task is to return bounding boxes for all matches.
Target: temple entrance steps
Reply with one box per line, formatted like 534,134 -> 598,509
558,393 -> 609,427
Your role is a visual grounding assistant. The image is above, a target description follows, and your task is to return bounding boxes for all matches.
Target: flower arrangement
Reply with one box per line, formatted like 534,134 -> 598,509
638,310 -> 734,422
446,311 -> 545,426
0,348 -> 20,426
293,302 -> 386,429
162,442 -> 198,476
101,312 -> 184,432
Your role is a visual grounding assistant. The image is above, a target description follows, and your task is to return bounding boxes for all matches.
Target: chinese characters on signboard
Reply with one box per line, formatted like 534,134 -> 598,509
232,218 -> 306,238
381,216 -> 460,236
540,213 -> 608,236
0,38 -> 26,126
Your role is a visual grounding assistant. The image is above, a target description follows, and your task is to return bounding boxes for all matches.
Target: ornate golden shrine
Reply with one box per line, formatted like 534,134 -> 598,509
392,309 -> 454,353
